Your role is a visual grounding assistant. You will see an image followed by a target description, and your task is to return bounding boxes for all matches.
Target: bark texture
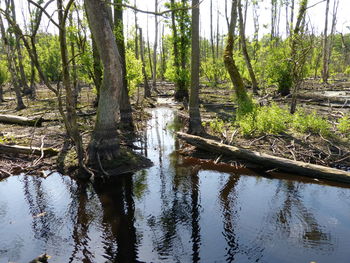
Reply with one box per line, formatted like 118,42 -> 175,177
85,0 -> 123,162
188,0 -> 204,135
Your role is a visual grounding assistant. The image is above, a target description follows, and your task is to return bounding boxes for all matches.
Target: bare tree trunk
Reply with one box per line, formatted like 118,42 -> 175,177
322,0 -> 330,83
134,0 -> 139,59
210,0 -> 217,85
114,0 -> 134,129
57,0 -> 85,172
160,24 -> 166,81
10,0 -> 29,93
0,13 -> 25,110
69,13 -> 78,107
85,0 -> 123,162
152,0 -> 158,91
290,0 -> 308,114
326,0 -> 339,79
224,0 -> 250,104
188,0 -> 204,135
238,0 -> 258,95
139,28 -> 151,98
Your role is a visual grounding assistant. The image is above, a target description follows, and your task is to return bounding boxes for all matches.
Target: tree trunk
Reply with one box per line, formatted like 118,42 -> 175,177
152,0 -> 158,91
10,0 -> 29,93
177,132 -> 350,184
139,28 -> 151,98
188,0 -> 204,135
223,0 -> 250,104
114,0 -> 134,129
238,0 -> 258,95
134,0 -> 139,60
69,13 -> 79,107
322,0 -> 330,83
210,0 -> 217,85
290,0 -> 308,114
85,0 -> 123,162
0,12 -> 25,110
0,114 -> 43,126
92,37 -> 102,106
57,0 -> 85,171
0,143 -> 58,156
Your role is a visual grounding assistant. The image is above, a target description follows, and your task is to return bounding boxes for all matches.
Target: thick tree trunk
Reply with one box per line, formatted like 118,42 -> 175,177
139,28 -> 151,98
92,37 -> 102,106
0,85 -> 4,102
177,132 -> 350,184
238,0 -> 258,95
188,0 -> 204,135
114,0 -> 134,129
85,0 -> 122,162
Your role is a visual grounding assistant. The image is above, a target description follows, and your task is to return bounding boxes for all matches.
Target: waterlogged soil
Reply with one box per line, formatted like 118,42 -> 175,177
2,107 -> 350,263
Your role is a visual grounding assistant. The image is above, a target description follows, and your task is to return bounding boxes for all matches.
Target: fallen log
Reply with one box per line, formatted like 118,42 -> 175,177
177,132 -> 350,184
0,114 -> 43,126
0,144 -> 59,156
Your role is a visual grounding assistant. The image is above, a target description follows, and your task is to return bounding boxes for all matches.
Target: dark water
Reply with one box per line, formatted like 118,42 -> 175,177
2,107 -> 350,263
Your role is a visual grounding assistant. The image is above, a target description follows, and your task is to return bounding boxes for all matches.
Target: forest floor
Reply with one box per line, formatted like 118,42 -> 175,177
174,79 -> 350,172
0,79 -> 350,178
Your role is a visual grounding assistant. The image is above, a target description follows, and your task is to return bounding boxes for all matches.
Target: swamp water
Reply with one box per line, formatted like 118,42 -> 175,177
1,107 -> 350,262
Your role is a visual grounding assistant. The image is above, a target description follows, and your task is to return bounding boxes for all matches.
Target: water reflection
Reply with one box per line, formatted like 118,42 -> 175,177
1,107 -> 350,262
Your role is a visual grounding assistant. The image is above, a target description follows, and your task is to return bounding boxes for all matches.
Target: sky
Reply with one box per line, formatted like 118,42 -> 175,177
12,0 -> 350,44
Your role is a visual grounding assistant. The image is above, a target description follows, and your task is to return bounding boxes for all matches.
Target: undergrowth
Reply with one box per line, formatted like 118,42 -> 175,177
234,103 -> 335,137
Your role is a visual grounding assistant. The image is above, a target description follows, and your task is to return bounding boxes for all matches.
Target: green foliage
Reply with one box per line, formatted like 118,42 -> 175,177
337,115 -> 350,136
236,103 -> 332,137
0,61 -> 8,85
36,33 -> 61,82
209,117 -> 225,134
201,57 -> 228,84
292,110 -> 331,136
255,41 -> 292,94
125,49 -> 143,95
237,103 -> 291,136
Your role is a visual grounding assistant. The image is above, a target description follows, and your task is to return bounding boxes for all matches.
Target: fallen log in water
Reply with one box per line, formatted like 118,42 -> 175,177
177,132 -> 350,184
0,114 -> 43,126
0,144 -> 59,156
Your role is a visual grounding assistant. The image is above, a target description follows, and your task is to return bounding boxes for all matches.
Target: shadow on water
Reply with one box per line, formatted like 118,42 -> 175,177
2,107 -> 350,262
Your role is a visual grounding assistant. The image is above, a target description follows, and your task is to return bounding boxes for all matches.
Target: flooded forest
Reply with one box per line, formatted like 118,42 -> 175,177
1,0 -> 350,262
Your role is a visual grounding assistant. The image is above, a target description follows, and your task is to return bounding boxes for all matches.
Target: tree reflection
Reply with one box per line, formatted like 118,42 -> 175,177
219,174 -> 240,262
274,181 -> 332,248
93,176 -> 138,263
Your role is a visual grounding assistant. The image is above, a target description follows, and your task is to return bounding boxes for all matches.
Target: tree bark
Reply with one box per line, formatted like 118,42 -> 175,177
139,28 -> 151,98
85,0 -> 123,162
0,114 -> 43,126
152,0 -> 159,91
0,13 -> 25,110
177,132 -> 350,184
223,0 -> 249,103
188,0 -> 204,135
57,0 -> 86,171
238,0 -> 258,95
114,0 -> 134,129
0,144 -> 59,156
322,0 -> 330,83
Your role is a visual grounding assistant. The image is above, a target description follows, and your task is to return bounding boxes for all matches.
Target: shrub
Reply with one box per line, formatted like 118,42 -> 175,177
237,103 -> 291,136
293,110 -> 331,136
337,115 -> 350,136
125,49 -> 143,95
